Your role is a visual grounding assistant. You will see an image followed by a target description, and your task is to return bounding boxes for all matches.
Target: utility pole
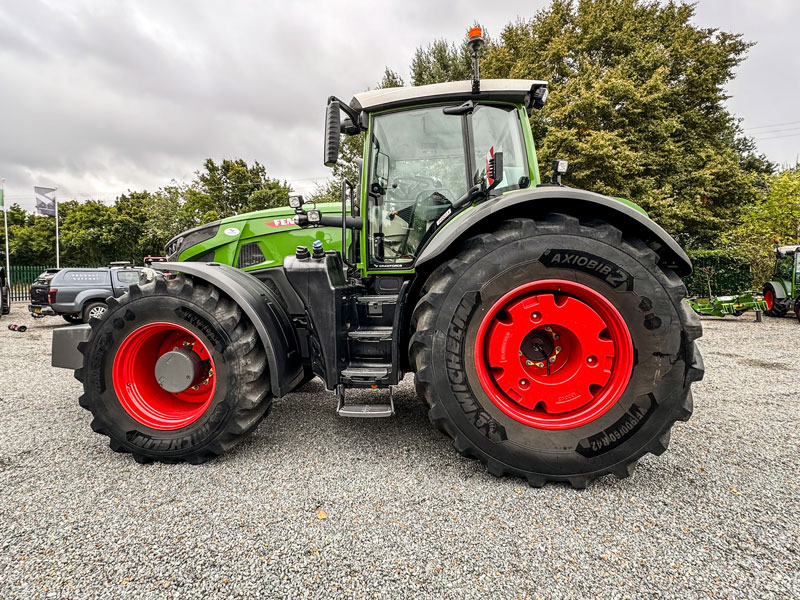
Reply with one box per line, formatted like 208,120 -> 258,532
54,188 -> 60,268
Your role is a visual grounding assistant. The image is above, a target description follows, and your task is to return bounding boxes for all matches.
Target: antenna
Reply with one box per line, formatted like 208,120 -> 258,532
467,27 -> 484,94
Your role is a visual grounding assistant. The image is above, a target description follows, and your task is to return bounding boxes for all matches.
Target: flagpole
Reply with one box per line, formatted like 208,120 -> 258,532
1,178 -> 9,292
54,188 -> 60,268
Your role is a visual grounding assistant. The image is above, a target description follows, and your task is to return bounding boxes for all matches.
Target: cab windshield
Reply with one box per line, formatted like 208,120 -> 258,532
368,104 -> 527,266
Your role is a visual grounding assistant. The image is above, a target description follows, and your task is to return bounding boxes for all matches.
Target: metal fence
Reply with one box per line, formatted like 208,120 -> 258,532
9,266 -> 55,302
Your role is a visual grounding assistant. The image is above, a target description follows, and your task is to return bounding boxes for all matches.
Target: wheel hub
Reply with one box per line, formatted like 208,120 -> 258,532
520,327 -> 556,362
154,347 -> 206,393
474,279 -> 634,430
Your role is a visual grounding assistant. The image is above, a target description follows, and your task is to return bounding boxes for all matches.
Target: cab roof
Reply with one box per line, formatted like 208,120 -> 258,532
350,79 -> 547,113
777,245 -> 800,256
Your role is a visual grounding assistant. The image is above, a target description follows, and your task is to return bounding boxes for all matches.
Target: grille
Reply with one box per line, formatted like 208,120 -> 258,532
236,242 -> 266,269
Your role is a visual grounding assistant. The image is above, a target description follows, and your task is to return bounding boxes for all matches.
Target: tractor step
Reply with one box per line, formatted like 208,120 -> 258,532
347,327 -> 393,341
336,384 -> 395,418
356,295 -> 397,305
336,404 -> 394,418
341,365 -> 389,382
357,295 -> 398,316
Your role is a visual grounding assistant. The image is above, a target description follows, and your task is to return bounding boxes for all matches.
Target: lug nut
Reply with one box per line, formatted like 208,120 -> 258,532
549,356 -> 556,363
587,356 -> 596,364
531,312 -> 541,321
519,379 -> 529,387
525,360 -> 534,366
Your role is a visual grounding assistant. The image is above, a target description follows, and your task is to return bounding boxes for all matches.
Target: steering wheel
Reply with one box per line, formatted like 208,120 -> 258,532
390,176 -> 440,203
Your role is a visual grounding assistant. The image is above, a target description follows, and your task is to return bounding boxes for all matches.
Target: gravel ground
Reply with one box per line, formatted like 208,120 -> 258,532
0,303 -> 798,600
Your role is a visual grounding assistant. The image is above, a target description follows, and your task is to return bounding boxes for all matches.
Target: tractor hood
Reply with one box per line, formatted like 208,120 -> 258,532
167,202 -> 344,269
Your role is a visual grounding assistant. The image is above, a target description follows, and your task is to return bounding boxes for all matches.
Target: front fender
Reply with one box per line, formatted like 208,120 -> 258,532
417,186 -> 692,277
152,262 -> 303,397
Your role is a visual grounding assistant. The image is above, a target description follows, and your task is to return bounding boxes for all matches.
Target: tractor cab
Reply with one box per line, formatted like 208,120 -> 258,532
773,245 -> 800,284
763,243 -> 800,316
291,78 -> 549,272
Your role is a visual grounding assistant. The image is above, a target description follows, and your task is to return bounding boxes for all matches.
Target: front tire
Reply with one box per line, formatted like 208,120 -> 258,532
409,215 -> 703,487
763,284 -> 789,317
75,274 -> 272,464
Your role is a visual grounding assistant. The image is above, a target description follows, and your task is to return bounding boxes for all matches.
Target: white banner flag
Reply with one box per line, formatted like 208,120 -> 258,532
34,186 -> 56,217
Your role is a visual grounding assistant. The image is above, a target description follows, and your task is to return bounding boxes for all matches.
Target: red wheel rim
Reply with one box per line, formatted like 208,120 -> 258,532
765,290 -> 774,310
112,322 -> 216,430
474,279 -> 634,430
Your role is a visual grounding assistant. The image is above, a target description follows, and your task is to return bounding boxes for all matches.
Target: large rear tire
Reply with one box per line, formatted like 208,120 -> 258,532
409,215 -> 704,487
75,273 -> 272,464
763,283 -> 789,317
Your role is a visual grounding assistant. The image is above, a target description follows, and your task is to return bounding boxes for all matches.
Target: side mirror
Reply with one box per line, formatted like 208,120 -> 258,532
531,85 -> 549,110
484,147 -> 504,190
324,99 -> 341,167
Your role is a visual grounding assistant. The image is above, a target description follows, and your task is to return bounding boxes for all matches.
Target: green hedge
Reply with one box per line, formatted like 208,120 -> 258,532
684,249 -> 753,297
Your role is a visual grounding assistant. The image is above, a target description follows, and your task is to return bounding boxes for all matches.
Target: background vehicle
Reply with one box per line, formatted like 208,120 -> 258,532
763,243 -> 799,319
35,264 -> 142,323
0,266 -> 9,317
52,30 -> 703,487
28,268 -> 61,318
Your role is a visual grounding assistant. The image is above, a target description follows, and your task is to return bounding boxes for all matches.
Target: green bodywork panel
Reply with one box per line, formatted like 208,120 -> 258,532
688,293 -> 767,317
177,202 -> 348,271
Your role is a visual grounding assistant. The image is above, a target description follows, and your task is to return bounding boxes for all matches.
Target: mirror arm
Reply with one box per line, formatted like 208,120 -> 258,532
451,184 -> 486,211
327,96 -> 363,130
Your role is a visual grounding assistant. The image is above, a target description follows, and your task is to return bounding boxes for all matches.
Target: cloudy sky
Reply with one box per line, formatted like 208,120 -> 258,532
1,0 -> 798,212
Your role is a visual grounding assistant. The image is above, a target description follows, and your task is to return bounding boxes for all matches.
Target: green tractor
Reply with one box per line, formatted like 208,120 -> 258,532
52,31 -> 703,487
763,242 -> 800,319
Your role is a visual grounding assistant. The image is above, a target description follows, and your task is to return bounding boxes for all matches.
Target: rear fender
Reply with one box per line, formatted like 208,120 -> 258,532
765,280 -> 788,299
153,262 -> 304,397
416,187 -> 692,277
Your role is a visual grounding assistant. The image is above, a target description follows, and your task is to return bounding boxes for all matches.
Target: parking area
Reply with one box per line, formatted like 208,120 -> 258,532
0,303 -> 798,599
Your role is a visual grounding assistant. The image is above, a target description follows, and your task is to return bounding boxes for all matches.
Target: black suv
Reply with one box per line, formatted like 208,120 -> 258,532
0,266 -> 10,318
29,268 -> 62,319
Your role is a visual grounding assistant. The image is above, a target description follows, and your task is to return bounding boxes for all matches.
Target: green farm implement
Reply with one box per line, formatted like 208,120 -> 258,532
688,293 -> 767,319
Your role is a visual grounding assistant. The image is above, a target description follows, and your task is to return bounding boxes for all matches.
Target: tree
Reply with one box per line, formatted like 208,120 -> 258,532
729,167 -> 800,284
404,1 -> 772,247
196,158 -> 291,217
